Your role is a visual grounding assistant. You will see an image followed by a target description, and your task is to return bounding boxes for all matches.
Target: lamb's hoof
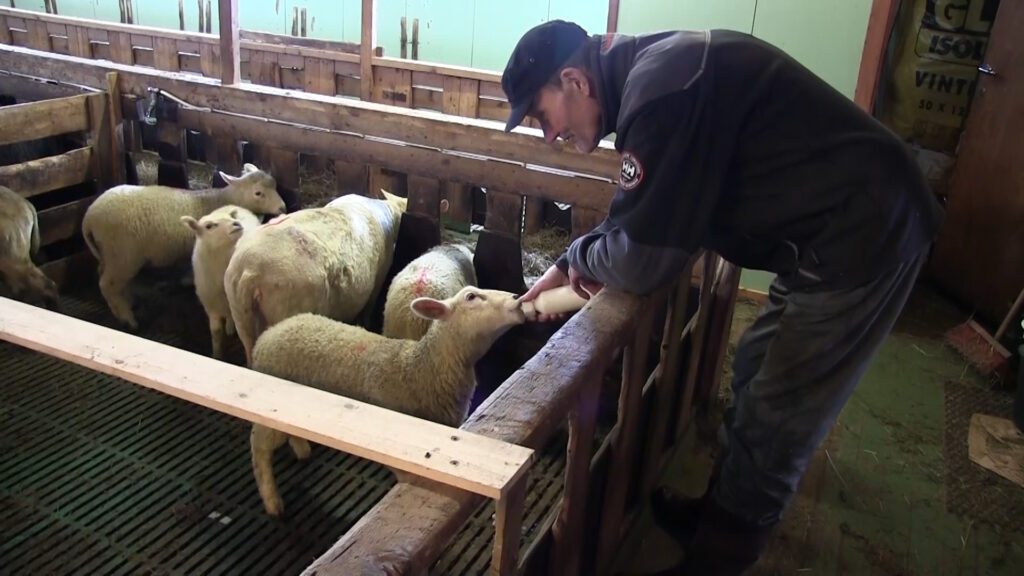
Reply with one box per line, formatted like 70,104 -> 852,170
290,438 -> 312,461
264,496 -> 284,518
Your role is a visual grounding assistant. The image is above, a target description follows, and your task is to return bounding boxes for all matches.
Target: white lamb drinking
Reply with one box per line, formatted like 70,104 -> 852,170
182,205 -> 261,359
82,163 -> 285,329
247,286 -> 526,517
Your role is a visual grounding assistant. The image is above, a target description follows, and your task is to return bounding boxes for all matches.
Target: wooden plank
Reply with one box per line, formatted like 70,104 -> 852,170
596,300 -> 659,570
674,254 -> 718,440
523,198 -> 544,234
157,120 -> 189,189
40,250 -> 95,290
153,36 -> 179,71
108,30 -> 133,64
854,0 -> 899,114
50,34 -> 69,55
442,77 -> 477,228
210,136 -> 241,175
176,107 -> 613,210
407,174 -> 441,219
696,261 -> 740,407
373,66 -> 412,106
65,25 -> 91,58
105,72 -> 127,187
0,147 -> 93,198
492,472 -> 528,575
86,91 -> 116,190
301,289 -> 644,576
199,42 -> 219,77
37,194 -> 97,246
0,94 -> 89,147
333,158 -> 367,195
0,71 -> 91,101
571,207 -> 606,241
269,148 -> 300,213
249,50 -> 280,87
0,44 -> 621,182
607,0 -> 620,33
0,15 -> 10,45
360,0 -> 375,101
303,56 -> 334,95
25,19 -> 51,51
374,55 -> 500,84
485,189 -> 523,238
639,266 -> 697,499
550,387 -> 599,576
0,296 -> 535,499
218,0 -> 239,85
240,29 -> 360,54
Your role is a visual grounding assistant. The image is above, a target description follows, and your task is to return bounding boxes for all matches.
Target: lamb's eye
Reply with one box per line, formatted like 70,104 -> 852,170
255,191 -> 263,197
205,223 -> 215,230
465,292 -> 477,301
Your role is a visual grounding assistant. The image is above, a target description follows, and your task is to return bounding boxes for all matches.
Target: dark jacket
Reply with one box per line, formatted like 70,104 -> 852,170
557,29 -> 944,294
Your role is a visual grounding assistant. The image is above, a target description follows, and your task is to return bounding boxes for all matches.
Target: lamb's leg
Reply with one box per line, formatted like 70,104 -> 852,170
225,315 -> 236,336
251,424 -> 288,517
98,264 -> 139,330
209,315 -> 226,359
289,437 -> 311,460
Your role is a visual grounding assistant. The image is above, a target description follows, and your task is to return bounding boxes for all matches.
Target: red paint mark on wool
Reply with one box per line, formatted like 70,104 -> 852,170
264,214 -> 290,227
352,342 -> 368,355
412,267 -> 429,297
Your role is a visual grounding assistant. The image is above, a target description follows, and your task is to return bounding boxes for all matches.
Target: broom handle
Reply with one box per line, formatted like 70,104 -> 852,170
994,286 -> 1024,341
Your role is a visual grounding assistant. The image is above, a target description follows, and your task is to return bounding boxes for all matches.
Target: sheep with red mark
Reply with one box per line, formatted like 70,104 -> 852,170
223,191 -> 408,365
247,285 -> 527,517
0,185 -> 58,309
383,243 -> 477,340
82,163 -> 285,329
182,205 -> 261,360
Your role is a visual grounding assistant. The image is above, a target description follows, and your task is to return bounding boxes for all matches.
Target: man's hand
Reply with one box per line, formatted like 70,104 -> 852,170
568,267 -> 604,301
518,265 -> 570,322
518,264 -> 604,323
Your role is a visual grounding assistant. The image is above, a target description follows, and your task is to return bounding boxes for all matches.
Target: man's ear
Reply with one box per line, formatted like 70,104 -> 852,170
561,67 -> 591,97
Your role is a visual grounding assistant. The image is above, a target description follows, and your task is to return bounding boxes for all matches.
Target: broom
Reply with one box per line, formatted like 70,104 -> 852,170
945,286 -> 1024,380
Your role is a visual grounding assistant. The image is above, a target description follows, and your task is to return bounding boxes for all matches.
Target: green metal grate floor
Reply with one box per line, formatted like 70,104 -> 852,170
0,280 -> 570,575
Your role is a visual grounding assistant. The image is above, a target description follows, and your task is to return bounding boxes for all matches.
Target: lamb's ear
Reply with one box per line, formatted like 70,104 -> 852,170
411,297 -> 452,321
218,171 -> 239,184
181,216 -> 201,234
241,163 -> 259,175
439,198 -> 450,214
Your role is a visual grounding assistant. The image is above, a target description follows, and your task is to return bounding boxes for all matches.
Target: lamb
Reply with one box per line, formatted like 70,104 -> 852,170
223,191 -> 407,365
81,163 -> 285,330
247,285 -> 527,516
383,243 -> 477,340
0,185 -> 58,309
182,205 -> 261,360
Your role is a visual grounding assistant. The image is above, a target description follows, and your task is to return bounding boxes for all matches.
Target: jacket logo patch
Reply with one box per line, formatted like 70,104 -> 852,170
620,152 -> 643,190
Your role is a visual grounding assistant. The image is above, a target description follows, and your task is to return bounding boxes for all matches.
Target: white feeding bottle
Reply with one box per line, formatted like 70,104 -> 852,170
521,285 -> 591,319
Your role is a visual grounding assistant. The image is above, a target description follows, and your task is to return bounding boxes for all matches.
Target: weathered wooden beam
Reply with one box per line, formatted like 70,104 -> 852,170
65,24 -> 91,58
0,93 -> 89,146
25,19 -> 50,51
0,44 -> 620,182
301,289 -> 644,576
0,14 -> 11,45
550,386 -> 600,576
176,107 -> 610,210
153,36 -> 179,72
240,29 -> 360,54
484,189 -> 523,239
0,296 -> 535,500
571,206 -> 606,241
639,266 -> 697,500
0,147 -> 93,197
40,250 -> 95,290
674,254 -> 719,440
360,0 -> 375,101
37,194 -> 97,246
595,295 -> 660,569
854,0 -> 899,114
493,472 -> 528,575
218,0 -> 239,85
607,0 -> 620,33
105,72 -> 126,187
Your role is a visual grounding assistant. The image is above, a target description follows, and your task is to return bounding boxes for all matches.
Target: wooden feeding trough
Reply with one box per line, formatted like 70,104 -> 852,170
0,5 -> 741,575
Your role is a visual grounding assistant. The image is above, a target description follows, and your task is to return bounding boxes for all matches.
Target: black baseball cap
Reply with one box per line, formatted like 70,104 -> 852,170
501,20 -> 590,133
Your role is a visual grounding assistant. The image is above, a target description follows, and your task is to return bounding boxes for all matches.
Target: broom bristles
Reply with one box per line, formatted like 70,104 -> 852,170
945,320 -> 1011,377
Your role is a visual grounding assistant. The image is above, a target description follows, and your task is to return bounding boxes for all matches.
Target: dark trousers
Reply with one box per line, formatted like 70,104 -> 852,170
711,249 -> 927,528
